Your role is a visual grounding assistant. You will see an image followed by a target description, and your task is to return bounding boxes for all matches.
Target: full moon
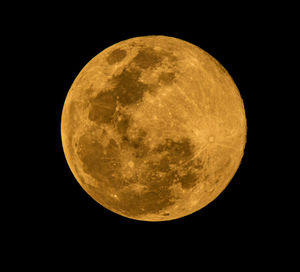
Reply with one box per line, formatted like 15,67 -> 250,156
61,36 -> 247,221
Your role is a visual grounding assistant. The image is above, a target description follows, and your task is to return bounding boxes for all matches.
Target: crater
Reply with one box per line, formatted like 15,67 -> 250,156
148,137 -> 200,190
128,130 -> 149,158
154,138 -> 195,165
116,183 -> 175,217
118,160 -> 182,217
107,48 -> 127,65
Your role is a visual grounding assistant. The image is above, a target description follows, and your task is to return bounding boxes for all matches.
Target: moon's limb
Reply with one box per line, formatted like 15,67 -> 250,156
61,36 -> 247,221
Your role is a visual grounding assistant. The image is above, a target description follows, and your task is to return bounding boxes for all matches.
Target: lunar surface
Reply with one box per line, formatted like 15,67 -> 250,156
61,36 -> 247,221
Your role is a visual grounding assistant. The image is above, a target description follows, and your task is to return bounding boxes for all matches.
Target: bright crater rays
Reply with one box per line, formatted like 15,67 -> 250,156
61,35 -> 247,221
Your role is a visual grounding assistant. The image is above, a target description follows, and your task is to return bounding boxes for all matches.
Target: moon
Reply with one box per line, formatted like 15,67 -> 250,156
61,36 -> 247,221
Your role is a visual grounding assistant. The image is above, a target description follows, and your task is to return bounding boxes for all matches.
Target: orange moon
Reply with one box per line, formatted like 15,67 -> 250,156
61,35 -> 247,221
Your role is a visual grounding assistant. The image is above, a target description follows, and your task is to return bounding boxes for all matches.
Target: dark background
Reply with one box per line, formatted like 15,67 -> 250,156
48,28 -> 265,230
11,4 -> 288,263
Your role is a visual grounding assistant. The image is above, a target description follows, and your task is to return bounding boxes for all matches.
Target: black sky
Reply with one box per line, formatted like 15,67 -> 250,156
11,6 -> 285,258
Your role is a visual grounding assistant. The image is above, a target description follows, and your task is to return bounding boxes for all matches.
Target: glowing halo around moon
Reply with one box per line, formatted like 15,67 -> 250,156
61,35 -> 247,221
